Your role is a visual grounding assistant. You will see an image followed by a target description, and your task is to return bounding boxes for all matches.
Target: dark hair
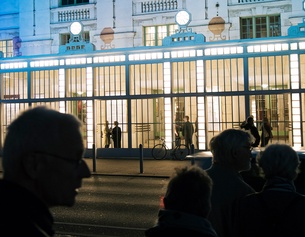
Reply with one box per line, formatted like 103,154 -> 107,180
163,166 -> 212,218
247,116 -> 254,123
209,129 -> 251,167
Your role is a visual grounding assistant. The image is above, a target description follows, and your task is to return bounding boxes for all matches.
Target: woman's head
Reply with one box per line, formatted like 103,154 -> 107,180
258,144 -> 300,180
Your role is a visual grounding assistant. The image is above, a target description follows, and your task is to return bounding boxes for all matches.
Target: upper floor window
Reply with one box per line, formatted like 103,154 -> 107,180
0,40 -> 13,58
61,0 -> 89,6
240,15 -> 281,39
144,24 -> 178,46
60,32 -> 90,45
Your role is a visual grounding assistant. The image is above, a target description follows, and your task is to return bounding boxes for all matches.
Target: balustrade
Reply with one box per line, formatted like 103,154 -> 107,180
141,0 -> 178,13
58,8 -> 90,22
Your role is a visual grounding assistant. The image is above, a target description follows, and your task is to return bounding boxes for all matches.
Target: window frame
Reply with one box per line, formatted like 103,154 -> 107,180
144,24 -> 178,46
0,40 -> 13,58
61,0 -> 89,6
240,15 -> 281,39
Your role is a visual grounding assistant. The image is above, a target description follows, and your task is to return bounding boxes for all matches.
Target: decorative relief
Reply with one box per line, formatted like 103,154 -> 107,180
100,27 -> 115,49
208,16 -> 226,41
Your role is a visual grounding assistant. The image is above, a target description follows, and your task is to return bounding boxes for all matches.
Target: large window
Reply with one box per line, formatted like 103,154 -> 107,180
144,24 -> 178,46
240,15 -> 281,39
61,0 -> 89,6
0,40 -> 13,58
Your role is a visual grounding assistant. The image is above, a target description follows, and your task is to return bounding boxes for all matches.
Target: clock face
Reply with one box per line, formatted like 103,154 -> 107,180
70,22 -> 82,35
175,10 -> 191,26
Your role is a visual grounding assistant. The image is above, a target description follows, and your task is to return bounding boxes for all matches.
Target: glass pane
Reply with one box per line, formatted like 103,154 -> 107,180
205,58 -> 244,92
129,63 -> 163,95
31,70 -> 59,99
248,55 -> 289,90
145,26 -> 156,46
250,94 -> 290,144
172,61 -> 196,93
2,72 -> 27,99
94,66 -> 126,96
241,18 -> 253,39
269,15 -> 281,37
256,17 -> 267,38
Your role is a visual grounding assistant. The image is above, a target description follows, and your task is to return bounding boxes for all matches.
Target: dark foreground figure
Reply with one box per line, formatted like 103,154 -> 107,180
0,107 -> 91,236
145,166 -> 218,237
236,144 -> 305,237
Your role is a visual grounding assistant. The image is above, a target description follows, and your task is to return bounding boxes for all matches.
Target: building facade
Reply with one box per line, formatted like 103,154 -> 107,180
0,0 -> 305,156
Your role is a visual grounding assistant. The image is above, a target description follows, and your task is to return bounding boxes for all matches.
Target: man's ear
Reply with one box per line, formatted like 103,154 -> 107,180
231,148 -> 238,160
22,154 -> 40,179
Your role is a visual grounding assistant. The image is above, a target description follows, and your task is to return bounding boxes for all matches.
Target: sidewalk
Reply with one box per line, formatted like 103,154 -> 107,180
0,157 -> 193,178
85,158 -> 192,178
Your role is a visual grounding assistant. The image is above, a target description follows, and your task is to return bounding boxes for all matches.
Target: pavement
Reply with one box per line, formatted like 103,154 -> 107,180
85,157 -> 192,178
0,157 -> 193,178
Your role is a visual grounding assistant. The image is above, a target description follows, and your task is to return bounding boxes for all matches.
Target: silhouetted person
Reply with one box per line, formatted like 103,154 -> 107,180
103,120 -> 111,148
182,115 -> 194,149
206,129 -> 255,237
145,166 -> 218,237
241,116 -> 260,147
0,107 -> 91,236
260,117 -> 272,147
236,144 -> 305,237
112,121 -> 121,148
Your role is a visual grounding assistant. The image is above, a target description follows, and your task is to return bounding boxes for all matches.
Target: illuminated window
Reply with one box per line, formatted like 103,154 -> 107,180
144,25 -> 178,46
240,15 -> 281,39
0,40 -> 13,58
61,0 -> 89,6
60,32 -> 90,45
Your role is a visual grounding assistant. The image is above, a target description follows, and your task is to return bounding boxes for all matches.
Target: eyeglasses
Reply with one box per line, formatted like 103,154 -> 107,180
32,151 -> 83,169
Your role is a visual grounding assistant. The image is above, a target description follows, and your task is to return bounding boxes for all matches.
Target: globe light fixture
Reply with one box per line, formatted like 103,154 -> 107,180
175,10 -> 191,28
70,21 -> 83,35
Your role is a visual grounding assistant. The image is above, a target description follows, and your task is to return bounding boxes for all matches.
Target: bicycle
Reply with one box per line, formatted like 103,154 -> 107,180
152,137 -> 190,160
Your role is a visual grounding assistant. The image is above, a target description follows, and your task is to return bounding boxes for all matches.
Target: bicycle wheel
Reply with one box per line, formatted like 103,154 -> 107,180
152,144 -> 167,160
174,144 -> 190,160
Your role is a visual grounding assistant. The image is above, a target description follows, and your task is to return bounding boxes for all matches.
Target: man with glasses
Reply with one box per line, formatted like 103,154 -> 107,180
206,129 -> 255,237
0,107 -> 91,236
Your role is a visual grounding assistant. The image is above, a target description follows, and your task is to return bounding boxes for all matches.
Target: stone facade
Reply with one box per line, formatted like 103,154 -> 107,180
0,0 -> 304,56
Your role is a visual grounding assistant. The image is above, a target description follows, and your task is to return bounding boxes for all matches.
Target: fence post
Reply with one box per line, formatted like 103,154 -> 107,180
190,144 -> 195,165
139,144 -> 144,173
92,143 -> 96,172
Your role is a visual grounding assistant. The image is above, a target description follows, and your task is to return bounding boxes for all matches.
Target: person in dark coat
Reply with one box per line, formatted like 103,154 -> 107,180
112,121 -> 122,148
236,144 -> 305,237
145,166 -> 218,237
0,107 -> 91,236
240,116 -> 260,147
206,129 -> 255,237
182,115 -> 194,149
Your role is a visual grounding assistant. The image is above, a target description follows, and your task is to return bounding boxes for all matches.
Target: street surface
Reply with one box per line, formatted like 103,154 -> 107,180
51,175 -> 169,237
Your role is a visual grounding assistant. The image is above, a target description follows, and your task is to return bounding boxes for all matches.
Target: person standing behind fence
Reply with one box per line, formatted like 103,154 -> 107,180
0,107 -> 91,236
112,121 -> 121,148
182,115 -> 194,149
240,116 -> 260,147
103,120 -> 111,148
206,129 -> 255,237
260,117 -> 272,147
236,144 -> 305,237
145,166 -> 218,237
